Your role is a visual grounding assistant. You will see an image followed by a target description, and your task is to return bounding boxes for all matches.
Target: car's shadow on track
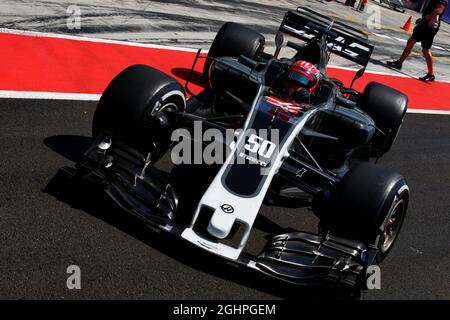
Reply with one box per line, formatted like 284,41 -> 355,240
44,135 -> 92,163
43,134 -> 351,299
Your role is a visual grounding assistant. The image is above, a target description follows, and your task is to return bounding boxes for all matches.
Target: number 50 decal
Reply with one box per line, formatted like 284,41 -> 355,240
244,134 -> 277,158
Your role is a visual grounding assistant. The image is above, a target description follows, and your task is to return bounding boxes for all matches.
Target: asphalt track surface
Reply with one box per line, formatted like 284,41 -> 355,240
1,97 -> 449,299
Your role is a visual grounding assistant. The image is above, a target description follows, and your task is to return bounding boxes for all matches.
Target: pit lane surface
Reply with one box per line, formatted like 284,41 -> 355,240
0,97 -> 449,299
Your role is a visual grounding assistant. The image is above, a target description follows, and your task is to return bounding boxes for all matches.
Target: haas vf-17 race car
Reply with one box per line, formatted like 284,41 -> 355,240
71,7 -> 410,296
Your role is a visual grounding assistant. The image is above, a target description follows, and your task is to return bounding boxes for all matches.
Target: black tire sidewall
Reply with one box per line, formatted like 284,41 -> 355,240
92,64 -> 185,157
374,186 -> 409,263
359,82 -> 408,156
203,22 -> 265,76
327,164 -> 409,246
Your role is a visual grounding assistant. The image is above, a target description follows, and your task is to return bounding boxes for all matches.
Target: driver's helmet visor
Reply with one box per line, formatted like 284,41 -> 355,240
287,69 -> 316,91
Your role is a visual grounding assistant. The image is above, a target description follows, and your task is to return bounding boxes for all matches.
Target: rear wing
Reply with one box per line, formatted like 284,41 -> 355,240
279,7 -> 375,68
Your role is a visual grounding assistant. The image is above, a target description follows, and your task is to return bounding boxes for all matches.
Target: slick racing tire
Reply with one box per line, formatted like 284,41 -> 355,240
203,22 -> 265,77
317,162 -> 409,263
92,64 -> 185,162
358,82 -> 408,157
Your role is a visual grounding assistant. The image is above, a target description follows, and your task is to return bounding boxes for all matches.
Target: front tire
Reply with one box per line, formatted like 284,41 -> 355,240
203,22 -> 265,76
315,163 -> 409,263
358,82 -> 408,157
93,64 -> 185,162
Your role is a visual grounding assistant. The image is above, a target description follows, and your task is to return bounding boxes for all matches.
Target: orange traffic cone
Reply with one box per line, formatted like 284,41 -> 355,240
401,16 -> 413,32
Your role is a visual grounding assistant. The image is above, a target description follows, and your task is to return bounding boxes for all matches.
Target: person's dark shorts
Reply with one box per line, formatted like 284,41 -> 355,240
411,25 -> 439,49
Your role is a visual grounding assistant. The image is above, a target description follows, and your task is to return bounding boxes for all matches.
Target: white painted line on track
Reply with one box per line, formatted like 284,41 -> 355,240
372,31 -> 448,52
0,28 -> 208,54
393,37 -> 408,43
0,90 -> 101,101
327,64 -> 450,83
372,32 -> 393,39
406,109 -> 450,115
0,90 -> 448,115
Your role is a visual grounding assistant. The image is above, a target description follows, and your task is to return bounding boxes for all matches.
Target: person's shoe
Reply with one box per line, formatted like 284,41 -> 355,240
419,73 -> 435,82
386,60 -> 403,70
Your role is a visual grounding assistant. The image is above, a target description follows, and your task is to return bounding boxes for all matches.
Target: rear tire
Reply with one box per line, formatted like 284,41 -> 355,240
203,22 -> 265,76
315,163 -> 409,263
93,64 -> 185,161
358,82 -> 408,157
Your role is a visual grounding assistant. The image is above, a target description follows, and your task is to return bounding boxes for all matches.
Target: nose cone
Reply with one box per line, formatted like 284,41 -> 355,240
207,206 -> 236,239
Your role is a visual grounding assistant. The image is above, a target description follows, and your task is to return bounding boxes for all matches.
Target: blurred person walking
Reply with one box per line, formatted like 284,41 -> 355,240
345,0 -> 358,7
387,0 -> 448,81
358,0 -> 369,11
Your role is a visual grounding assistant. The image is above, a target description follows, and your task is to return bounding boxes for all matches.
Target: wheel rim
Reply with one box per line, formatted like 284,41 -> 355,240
380,198 -> 406,253
155,102 -> 178,113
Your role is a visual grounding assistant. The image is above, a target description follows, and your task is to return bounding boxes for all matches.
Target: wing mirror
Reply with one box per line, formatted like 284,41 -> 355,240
274,31 -> 284,58
350,68 -> 365,89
